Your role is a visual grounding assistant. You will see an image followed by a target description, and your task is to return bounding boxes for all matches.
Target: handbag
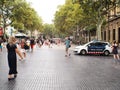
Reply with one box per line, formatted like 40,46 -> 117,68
24,44 -> 29,50
69,45 -> 71,48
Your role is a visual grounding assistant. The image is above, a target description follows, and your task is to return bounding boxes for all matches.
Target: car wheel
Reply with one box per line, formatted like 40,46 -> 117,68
104,50 -> 110,56
81,50 -> 87,55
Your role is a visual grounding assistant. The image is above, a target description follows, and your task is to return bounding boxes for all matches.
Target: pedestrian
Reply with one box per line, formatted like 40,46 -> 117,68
47,39 -> 51,48
6,36 -> 23,81
39,39 -> 43,47
30,38 -> 35,52
20,39 -> 26,59
36,39 -> 41,48
0,38 -> 3,53
49,38 -> 54,48
26,39 -> 30,50
65,37 -> 71,57
112,40 -> 120,64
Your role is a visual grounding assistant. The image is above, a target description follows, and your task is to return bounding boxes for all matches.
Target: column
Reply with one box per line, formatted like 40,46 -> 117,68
106,25 -> 109,42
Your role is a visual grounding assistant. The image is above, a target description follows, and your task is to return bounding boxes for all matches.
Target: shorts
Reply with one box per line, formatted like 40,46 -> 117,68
65,47 -> 69,51
0,46 -> 2,48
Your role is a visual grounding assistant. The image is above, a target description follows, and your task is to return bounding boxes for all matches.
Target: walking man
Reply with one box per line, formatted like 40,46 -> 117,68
65,37 -> 71,57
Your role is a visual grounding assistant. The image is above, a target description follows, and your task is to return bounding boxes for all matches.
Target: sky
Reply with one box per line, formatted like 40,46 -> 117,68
26,0 -> 65,24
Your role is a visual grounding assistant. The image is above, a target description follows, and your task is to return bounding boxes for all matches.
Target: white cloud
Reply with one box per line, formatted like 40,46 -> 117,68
26,0 -> 65,24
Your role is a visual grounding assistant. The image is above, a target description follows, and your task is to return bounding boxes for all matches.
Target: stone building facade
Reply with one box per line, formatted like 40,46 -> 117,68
74,6 -> 120,44
102,7 -> 120,43
102,17 -> 120,43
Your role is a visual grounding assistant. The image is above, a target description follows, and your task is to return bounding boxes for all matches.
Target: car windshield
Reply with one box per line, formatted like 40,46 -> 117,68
83,41 -> 94,46
84,43 -> 90,46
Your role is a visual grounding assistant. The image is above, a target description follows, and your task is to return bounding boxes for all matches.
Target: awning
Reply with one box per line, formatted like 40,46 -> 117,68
15,33 -> 27,38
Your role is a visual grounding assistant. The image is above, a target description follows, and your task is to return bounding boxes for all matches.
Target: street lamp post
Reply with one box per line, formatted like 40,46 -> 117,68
11,28 -> 13,36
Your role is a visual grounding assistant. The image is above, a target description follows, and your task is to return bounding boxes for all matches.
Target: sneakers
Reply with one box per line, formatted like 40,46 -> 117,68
65,55 -> 67,57
14,74 -> 17,78
8,77 -> 15,81
69,53 -> 71,56
19,58 -> 26,61
65,53 -> 71,57
18,58 -> 22,61
23,57 -> 26,60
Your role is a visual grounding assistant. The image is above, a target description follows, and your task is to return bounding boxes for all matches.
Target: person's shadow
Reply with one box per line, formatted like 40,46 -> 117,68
4,79 -> 17,90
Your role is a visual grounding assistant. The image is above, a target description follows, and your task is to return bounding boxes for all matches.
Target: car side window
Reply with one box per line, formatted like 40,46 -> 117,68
95,42 -> 103,46
102,43 -> 106,46
104,43 -> 108,46
88,43 -> 95,46
101,43 -> 108,46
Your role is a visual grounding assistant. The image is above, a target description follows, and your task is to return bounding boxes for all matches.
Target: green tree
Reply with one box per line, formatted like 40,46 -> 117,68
73,0 -> 118,40
43,24 -> 55,38
0,0 -> 43,38
54,0 -> 84,36
11,0 -> 43,35
11,0 -> 29,30
0,0 -> 15,38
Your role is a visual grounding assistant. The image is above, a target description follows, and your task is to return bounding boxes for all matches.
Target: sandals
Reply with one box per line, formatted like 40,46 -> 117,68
65,54 -> 71,57
14,74 -> 17,78
69,53 -> 71,56
65,55 -> 68,57
8,74 -> 17,81
8,77 -> 15,81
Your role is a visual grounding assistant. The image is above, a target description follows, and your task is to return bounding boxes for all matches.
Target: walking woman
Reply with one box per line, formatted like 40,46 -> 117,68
0,38 -> 3,53
6,36 -> 23,80
112,40 -> 120,64
20,39 -> 26,59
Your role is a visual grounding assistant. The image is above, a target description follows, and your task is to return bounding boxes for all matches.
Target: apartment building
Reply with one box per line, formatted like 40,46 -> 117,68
102,6 -> 120,43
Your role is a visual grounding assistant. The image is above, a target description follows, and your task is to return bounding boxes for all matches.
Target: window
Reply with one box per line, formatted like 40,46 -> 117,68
113,29 -> 115,40
95,43 -> 102,46
89,43 -> 95,46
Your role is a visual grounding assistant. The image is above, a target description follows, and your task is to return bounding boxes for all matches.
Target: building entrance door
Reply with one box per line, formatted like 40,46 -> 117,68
118,28 -> 120,43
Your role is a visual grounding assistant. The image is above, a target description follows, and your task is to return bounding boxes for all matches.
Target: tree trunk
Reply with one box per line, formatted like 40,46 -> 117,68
97,19 -> 104,41
3,25 -> 6,39
30,31 -> 32,37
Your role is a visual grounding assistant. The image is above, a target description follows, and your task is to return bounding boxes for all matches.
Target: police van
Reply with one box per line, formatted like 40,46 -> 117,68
73,40 -> 112,56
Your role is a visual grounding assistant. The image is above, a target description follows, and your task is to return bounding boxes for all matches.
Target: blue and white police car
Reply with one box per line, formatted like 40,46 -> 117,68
73,40 -> 112,56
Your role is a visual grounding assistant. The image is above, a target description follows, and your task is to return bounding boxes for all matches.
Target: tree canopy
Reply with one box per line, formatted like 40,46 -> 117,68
54,0 -> 120,40
0,0 -> 43,37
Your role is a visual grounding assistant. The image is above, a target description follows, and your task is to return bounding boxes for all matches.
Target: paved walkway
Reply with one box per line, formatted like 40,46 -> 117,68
0,44 -> 120,90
